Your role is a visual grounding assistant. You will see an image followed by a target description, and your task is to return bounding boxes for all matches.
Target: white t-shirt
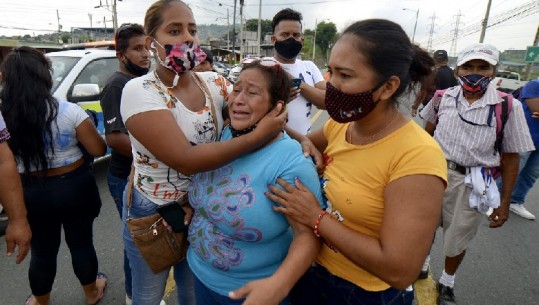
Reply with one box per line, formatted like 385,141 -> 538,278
121,71 -> 231,205
17,100 -> 88,173
276,58 -> 324,134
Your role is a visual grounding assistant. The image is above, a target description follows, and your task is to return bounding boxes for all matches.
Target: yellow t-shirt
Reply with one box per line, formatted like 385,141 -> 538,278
317,119 -> 447,291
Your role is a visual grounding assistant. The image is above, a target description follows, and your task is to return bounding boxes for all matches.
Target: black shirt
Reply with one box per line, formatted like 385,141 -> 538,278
100,71 -> 134,179
435,65 -> 458,90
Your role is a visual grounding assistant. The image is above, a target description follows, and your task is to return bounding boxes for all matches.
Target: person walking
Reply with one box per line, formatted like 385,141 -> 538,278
0,46 -> 107,305
504,80 -> 539,220
420,43 -> 534,305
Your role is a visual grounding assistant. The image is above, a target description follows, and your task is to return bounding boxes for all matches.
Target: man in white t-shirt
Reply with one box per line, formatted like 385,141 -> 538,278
271,8 -> 326,135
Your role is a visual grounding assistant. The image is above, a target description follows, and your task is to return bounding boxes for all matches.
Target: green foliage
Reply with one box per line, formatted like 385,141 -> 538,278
60,33 -> 71,44
315,21 -> 337,61
245,19 -> 273,38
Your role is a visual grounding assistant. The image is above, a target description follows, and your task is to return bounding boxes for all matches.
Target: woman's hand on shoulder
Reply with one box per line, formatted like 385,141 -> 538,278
268,177 -> 321,228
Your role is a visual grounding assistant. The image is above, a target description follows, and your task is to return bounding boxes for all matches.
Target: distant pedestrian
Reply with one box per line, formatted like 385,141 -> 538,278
100,23 -> 155,305
1,46 -> 107,305
270,8 -> 326,134
193,47 -> 215,72
501,80 -> 539,220
420,43 -> 534,305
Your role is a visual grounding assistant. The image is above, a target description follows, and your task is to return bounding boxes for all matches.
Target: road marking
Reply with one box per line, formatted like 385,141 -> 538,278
310,109 -> 324,124
164,269 -> 175,299
414,274 -> 437,305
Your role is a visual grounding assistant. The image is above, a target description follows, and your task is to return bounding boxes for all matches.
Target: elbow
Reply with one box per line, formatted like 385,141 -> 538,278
384,271 -> 417,291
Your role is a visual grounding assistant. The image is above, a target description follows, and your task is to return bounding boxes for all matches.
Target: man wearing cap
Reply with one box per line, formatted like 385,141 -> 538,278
433,50 -> 458,91
502,80 -> 539,220
420,43 -> 534,305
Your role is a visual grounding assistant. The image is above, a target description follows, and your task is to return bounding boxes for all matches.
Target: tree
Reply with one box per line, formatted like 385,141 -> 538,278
315,21 -> 337,62
245,18 -> 273,40
61,33 -> 71,44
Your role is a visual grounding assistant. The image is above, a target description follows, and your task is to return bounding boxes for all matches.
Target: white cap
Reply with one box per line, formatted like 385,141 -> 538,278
456,43 -> 499,67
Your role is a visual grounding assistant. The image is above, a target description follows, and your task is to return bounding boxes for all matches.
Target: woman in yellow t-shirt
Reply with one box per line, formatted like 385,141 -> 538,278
268,19 -> 448,305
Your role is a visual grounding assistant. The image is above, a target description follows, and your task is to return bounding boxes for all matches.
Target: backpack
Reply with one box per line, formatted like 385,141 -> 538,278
431,89 -> 513,178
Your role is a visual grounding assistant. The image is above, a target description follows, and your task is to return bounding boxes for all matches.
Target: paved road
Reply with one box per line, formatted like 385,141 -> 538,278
1,110 -> 538,305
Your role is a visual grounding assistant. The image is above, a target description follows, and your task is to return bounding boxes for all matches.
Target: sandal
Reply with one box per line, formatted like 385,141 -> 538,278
88,272 -> 107,305
25,294 -> 34,305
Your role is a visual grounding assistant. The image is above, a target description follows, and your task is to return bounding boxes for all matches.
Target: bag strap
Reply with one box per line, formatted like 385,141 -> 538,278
493,91 -> 513,154
126,165 -> 135,211
192,73 -> 219,141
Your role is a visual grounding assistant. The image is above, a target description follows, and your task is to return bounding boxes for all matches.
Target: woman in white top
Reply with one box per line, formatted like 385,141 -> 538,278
0,46 -> 107,305
119,1 -> 287,305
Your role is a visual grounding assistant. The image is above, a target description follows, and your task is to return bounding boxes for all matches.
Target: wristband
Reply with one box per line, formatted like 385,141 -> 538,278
313,210 -> 328,237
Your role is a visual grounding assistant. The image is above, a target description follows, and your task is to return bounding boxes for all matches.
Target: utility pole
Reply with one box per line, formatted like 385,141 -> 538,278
232,0 -> 237,63
240,0 -> 244,60
525,25 -> 539,81
88,13 -> 93,41
479,0 -> 493,42
227,8 -> 230,52
257,0 -> 262,57
112,0 -> 118,32
450,11 -> 462,57
57,10 -> 61,33
427,13 -> 436,51
312,19 -> 318,61
104,16 -> 107,38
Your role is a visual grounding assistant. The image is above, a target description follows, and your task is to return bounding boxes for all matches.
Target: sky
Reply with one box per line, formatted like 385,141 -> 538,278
0,0 -> 538,56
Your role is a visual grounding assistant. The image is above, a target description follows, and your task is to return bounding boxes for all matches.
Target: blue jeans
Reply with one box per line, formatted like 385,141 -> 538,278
107,172 -> 132,298
510,151 -> 539,204
291,263 -> 414,305
194,275 -> 290,305
122,188 -> 195,305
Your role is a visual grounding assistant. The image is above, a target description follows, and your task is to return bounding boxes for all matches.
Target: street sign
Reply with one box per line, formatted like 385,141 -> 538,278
525,46 -> 539,62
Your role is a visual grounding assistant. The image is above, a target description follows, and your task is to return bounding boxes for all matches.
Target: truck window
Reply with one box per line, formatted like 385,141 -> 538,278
50,56 -> 81,93
72,58 -> 117,91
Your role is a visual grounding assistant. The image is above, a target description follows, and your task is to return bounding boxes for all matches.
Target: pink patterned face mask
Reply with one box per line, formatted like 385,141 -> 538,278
152,40 -> 206,73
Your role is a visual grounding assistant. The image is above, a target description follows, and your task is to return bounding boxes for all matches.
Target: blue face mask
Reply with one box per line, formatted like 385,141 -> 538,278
458,74 -> 491,96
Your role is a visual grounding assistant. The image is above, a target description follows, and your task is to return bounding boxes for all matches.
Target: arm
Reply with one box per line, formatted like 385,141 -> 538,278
126,105 -> 286,176
298,80 -> 327,109
76,118 -> 107,157
490,152 -> 520,228
105,132 -> 132,157
425,121 -> 436,136
524,97 -> 539,113
229,220 -> 321,305
0,142 -> 31,264
284,126 -> 324,173
269,174 -> 444,290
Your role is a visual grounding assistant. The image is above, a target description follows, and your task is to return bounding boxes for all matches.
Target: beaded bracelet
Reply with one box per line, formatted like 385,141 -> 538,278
313,210 -> 328,237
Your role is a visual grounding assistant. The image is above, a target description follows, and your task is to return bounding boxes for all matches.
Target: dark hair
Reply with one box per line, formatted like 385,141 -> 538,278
144,0 -> 191,37
201,47 -> 214,64
342,19 -> 434,104
115,23 -> 146,53
0,46 -> 58,175
271,8 -> 302,33
242,61 -> 291,107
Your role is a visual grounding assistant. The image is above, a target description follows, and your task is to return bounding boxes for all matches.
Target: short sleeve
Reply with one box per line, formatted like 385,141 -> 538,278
101,83 -> 127,135
120,76 -> 169,124
307,61 -> 325,85
502,98 -> 535,153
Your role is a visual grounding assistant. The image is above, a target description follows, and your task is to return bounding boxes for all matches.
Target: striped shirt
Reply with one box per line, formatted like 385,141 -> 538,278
421,86 -> 534,167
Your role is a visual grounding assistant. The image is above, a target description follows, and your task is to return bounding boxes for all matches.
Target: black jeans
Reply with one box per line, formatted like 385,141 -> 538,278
21,165 -> 102,296
291,263 -> 414,305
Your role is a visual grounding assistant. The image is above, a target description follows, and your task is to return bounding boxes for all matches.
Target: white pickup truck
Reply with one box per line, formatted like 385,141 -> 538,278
491,71 -> 528,93
47,48 -> 118,158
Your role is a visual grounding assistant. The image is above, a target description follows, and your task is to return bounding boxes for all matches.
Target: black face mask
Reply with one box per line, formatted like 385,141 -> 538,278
125,58 -> 150,77
274,37 -> 303,60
